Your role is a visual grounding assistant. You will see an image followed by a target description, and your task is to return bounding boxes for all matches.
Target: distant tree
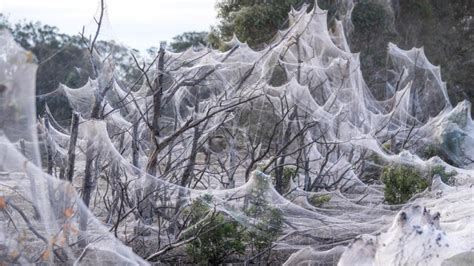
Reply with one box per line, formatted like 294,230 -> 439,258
170,31 -> 208,52
0,14 -> 145,123
95,40 -> 142,89
0,14 -> 92,123
393,0 -> 474,106
211,1 -> 473,109
214,0 -> 306,48
350,0 -> 395,93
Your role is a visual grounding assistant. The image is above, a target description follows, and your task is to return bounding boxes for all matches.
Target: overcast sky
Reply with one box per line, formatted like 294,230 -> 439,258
0,0 -> 218,51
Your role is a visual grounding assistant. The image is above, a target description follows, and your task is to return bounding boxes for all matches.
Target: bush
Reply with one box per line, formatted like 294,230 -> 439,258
280,166 -> 297,193
185,195 -> 246,265
308,194 -> 331,207
185,175 -> 285,264
430,165 -> 457,186
381,164 -> 428,204
247,207 -> 283,254
419,143 -> 459,167
245,172 -> 284,259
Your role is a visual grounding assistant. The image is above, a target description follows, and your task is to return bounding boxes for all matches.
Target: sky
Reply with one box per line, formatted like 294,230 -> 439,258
0,0 -> 218,51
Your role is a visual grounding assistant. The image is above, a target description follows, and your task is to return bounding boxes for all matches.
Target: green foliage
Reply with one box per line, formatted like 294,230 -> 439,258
401,0 -> 434,19
381,164 -> 428,204
448,110 -> 469,129
352,1 -> 388,34
382,141 -> 391,151
441,130 -> 466,164
0,14 -> 91,124
185,188 -> 284,264
429,165 -> 457,186
185,195 -> 246,265
308,194 -> 331,207
245,177 -> 283,257
215,0 -> 303,47
421,144 -> 441,159
0,14 -> 145,124
395,0 -> 473,107
246,208 -> 283,253
350,0 -> 394,91
419,144 -> 459,167
95,40 -> 142,88
170,31 -> 208,52
279,166 -> 296,192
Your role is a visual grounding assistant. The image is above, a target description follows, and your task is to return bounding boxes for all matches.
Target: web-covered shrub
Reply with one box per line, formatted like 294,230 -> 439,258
381,164 -> 428,204
185,195 -> 246,264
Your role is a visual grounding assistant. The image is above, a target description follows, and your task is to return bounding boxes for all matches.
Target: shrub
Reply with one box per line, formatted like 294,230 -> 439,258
381,164 -> 428,204
280,166 -> 297,192
185,185 -> 285,264
308,194 -> 332,207
419,144 -> 458,167
245,172 -> 284,259
185,195 -> 246,265
429,165 -> 457,186
247,207 -> 283,254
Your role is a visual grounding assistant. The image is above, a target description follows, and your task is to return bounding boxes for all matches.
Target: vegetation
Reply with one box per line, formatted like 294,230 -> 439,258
212,0 -> 304,48
245,172 -> 284,261
210,0 -> 474,108
429,165 -> 457,186
185,195 -> 246,265
3,0 -> 472,114
1,1 -> 471,263
247,208 -> 283,256
169,31 -> 208,52
0,15 -> 90,123
419,144 -> 459,167
308,194 -> 332,207
185,188 -> 284,264
352,1 -> 388,33
381,164 -> 428,204
0,15 -> 143,124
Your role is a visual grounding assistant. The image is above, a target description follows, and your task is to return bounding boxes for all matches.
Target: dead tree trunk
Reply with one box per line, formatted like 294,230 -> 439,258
66,112 -> 79,182
275,107 -> 297,193
43,116 -> 54,175
146,45 -> 165,176
138,45 -> 165,225
132,120 -> 140,172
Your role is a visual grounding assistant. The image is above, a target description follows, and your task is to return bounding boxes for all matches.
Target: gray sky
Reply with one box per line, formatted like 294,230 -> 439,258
0,0 -> 218,51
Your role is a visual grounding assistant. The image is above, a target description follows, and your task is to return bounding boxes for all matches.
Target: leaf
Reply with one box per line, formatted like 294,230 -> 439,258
9,250 -> 19,259
63,207 -> 74,218
40,249 -> 50,261
0,196 -> 6,209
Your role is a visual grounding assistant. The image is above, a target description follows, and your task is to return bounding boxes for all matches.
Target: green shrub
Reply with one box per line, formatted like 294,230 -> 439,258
382,140 -> 391,151
247,207 -> 283,254
245,172 -> 284,258
381,164 -> 428,204
280,166 -> 297,192
430,165 -> 457,186
185,174 -> 285,264
421,144 -> 441,159
419,144 -> 459,167
185,195 -> 246,265
308,194 -> 332,207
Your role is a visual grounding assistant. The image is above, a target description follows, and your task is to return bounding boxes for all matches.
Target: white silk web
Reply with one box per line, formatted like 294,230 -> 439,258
0,2 -> 472,265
